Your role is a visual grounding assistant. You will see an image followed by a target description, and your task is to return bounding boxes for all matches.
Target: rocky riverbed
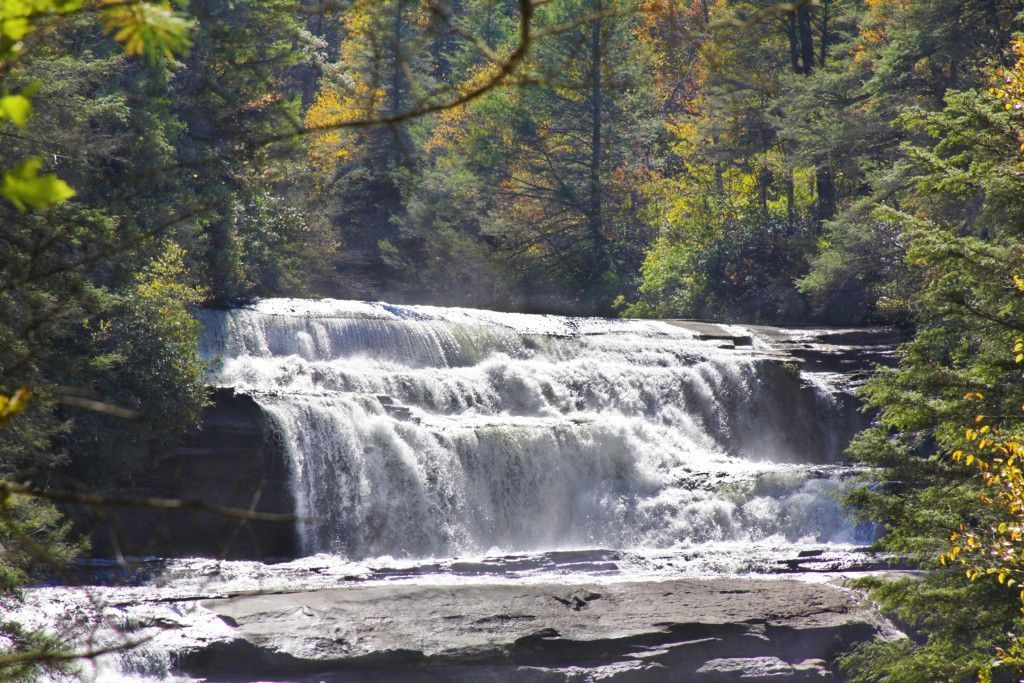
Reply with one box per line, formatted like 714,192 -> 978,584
183,577 -> 902,682
19,549 -> 907,682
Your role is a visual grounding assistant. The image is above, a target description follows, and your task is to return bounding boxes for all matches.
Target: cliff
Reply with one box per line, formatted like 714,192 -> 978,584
76,388 -> 297,560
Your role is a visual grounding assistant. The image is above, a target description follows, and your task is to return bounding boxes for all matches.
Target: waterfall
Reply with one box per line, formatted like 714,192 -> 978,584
198,299 -> 865,559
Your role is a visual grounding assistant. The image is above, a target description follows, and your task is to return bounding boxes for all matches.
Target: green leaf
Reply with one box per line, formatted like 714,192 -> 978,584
53,0 -> 86,11
0,93 -> 32,128
1,16 -> 30,42
2,157 -> 75,211
0,0 -> 84,45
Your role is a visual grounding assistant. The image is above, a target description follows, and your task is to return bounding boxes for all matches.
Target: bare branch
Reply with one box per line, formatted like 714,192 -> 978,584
2,481 -> 307,523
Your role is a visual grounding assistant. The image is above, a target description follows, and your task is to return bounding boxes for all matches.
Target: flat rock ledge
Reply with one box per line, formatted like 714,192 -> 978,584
177,578 -> 901,682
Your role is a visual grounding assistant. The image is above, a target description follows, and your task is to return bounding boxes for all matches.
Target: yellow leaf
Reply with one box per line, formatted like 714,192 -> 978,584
0,388 -> 31,426
0,94 -> 32,129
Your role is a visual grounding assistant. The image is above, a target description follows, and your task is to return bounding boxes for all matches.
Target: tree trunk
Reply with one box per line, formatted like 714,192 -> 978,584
796,3 -> 814,74
588,2 -> 606,284
390,0 -> 404,117
819,0 -> 830,67
431,0 -> 460,81
786,168 -> 796,228
698,0 -> 710,24
483,0 -> 495,48
388,0 -> 409,166
786,13 -> 801,73
711,133 -> 724,195
816,167 -> 836,222
758,167 -> 772,220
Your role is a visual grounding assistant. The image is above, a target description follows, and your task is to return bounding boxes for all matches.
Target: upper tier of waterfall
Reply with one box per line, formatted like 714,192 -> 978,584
197,299 -> 870,559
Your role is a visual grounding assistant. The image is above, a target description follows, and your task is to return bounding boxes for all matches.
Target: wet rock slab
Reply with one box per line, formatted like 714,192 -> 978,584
178,578 -> 897,681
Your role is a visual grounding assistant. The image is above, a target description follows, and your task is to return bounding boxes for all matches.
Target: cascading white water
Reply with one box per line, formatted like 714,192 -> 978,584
198,299 -> 866,560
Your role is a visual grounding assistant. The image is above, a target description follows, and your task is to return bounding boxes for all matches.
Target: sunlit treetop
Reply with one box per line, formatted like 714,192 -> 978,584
992,39 -> 1024,153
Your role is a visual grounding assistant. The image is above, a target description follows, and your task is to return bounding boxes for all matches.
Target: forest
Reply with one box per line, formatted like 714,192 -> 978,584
3,0 -> 1024,681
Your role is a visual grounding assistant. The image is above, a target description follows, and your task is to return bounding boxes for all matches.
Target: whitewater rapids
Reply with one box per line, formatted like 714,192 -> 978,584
196,299 -> 870,560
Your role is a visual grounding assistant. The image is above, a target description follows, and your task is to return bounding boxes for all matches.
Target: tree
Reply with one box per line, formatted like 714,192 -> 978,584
1,0 -> 191,212
838,42 -> 1024,680
173,0 -> 334,304
624,0 -> 826,322
303,0 -> 442,298
798,0 -> 1023,321
392,0 -> 659,313
0,0 -> 565,676
0,3 -> 197,677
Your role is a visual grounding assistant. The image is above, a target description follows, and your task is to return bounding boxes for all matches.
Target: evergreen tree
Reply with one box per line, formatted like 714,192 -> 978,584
175,0 -> 332,304
841,83 -> 1024,680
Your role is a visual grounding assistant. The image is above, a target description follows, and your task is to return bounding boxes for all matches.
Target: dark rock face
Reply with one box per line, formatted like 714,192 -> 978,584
77,389 -> 297,560
175,579 -> 898,681
662,321 -> 904,464
662,321 -> 903,377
